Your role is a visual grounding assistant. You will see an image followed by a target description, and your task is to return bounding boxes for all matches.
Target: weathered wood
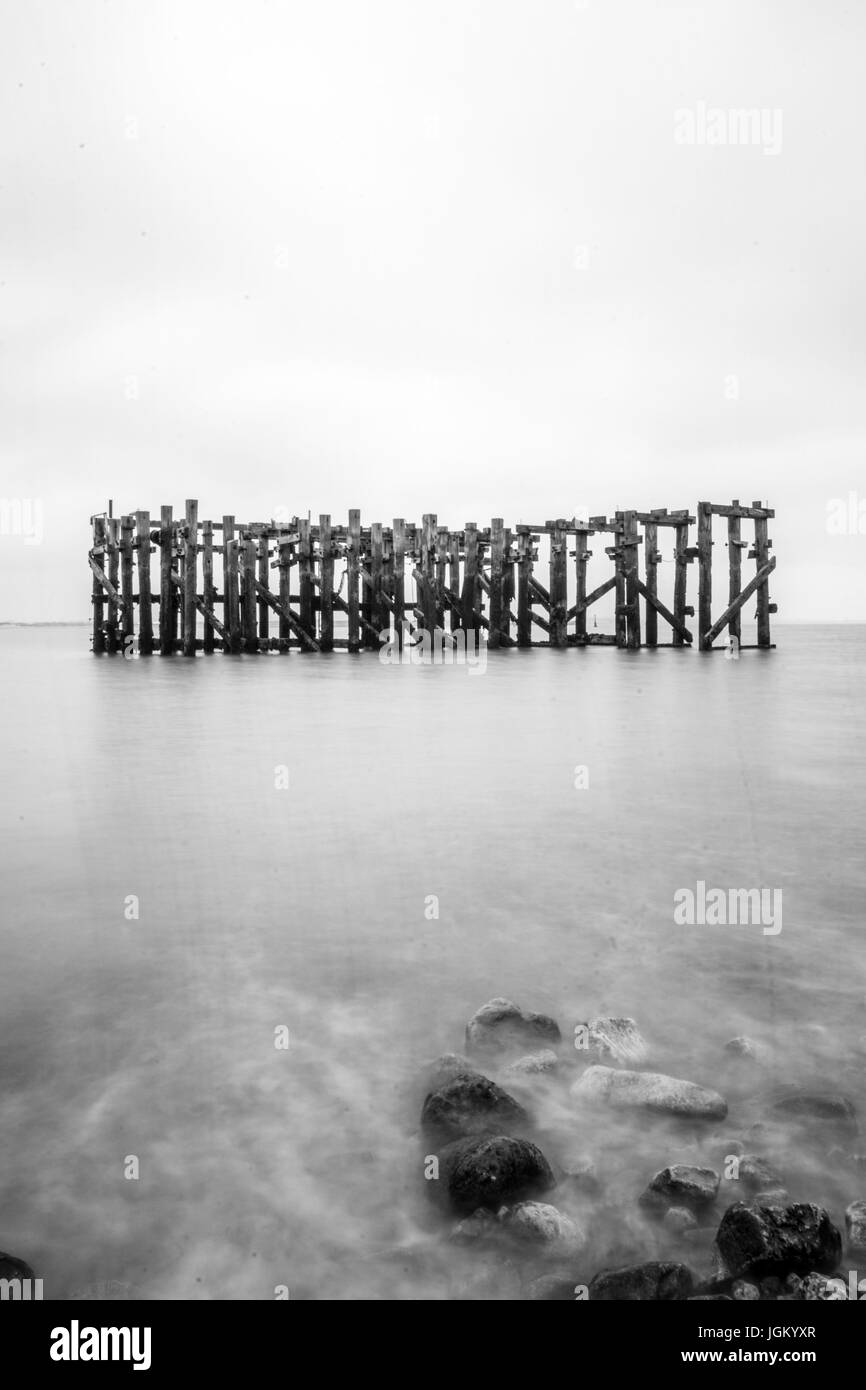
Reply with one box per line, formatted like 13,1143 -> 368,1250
753,502 -> 772,647
257,529 -> 270,644
136,510 -> 153,655
106,516 -> 121,653
636,579 -> 693,645
623,509 -> 641,650
643,518 -> 659,647
278,534 -> 292,652
436,526 -> 448,629
202,520 -> 216,654
697,502 -> 713,649
517,530 -> 532,647
574,574 -> 617,613
319,515 -> 334,651
574,529 -> 589,641
298,518 -> 314,649
488,517 -> 505,649
393,518 -> 406,649
703,557 -> 777,646
502,528 -> 514,645
419,513 -> 438,633
347,509 -> 361,654
222,514 -> 239,653
182,499 -> 198,656
704,503 -> 774,520
253,576 -> 321,651
242,534 -> 258,652
613,512 -> 626,649
370,521 -> 385,642
159,505 -> 174,655
91,515 -> 107,653
673,521 -> 689,648
120,515 -> 135,648
549,520 -> 568,647
727,508 -> 741,648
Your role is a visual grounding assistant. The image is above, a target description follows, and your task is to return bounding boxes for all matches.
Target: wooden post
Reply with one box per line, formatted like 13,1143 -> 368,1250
202,519 -> 216,654
136,510 -> 153,655
347,509 -> 361,654
549,520 -> 567,647
436,526 -> 448,629
644,517 -> 659,647
623,509 -> 641,649
420,513 -> 438,633
278,534 -> 292,651
91,515 -> 106,653
120,514 -> 135,650
575,528 -> 588,643
183,499 -> 198,656
517,529 -> 532,647
697,502 -> 713,648
370,521 -> 385,643
319,514 -> 334,651
448,532 -> 460,632
298,518 -> 313,647
614,512 -> 626,648
462,523 -> 479,633
502,528 -> 514,644
392,518 -> 406,649
489,517 -> 505,648
673,521 -> 689,648
753,501 -> 772,647
159,505 -> 174,655
242,534 -> 258,652
727,506 -> 742,649
106,516 -> 120,653
257,529 -> 270,645
222,514 -> 238,653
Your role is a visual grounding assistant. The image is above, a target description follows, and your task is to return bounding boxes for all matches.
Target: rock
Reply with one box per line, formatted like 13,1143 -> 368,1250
572,1066 -> 727,1120
846,1199 -> 866,1251
0,1250 -> 34,1282
753,1188 -> 789,1205
465,998 -> 561,1057
665,1206 -> 698,1234
526,1274 -> 578,1300
769,1090 -> 858,1137
801,1273 -> 847,1300
719,1138 -> 745,1157
784,1273 -> 803,1298
576,1016 -> 648,1066
715,1201 -> 843,1279
441,1134 -> 557,1215
640,1165 -> 720,1214
502,1049 -> 558,1078
759,1275 -> 783,1300
450,1208 -> 500,1244
503,1201 -> 585,1252
421,1071 -> 527,1143
689,1294 -> 732,1300
423,1053 -> 474,1086
732,1279 -> 760,1300
560,1154 -> 601,1195
735,1154 -> 785,1192
725,1036 -> 760,1059
589,1261 -> 694,1301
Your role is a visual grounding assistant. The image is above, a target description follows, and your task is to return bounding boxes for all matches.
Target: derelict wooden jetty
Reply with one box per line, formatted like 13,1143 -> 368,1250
88,500 -> 776,655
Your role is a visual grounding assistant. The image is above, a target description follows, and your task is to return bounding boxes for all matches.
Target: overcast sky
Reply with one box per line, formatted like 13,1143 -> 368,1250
1,0 -> 864,621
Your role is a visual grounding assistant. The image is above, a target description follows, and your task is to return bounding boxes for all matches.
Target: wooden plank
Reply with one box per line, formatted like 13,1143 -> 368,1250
529,574 -> 551,608
347,509 -> 361,653
257,529 -> 270,643
517,529 -> 532,647
159,505 -> 174,655
613,513 -> 626,648
575,574 -> 616,612
727,508 -> 741,647
705,503 -> 774,520
298,518 -> 314,647
106,516 -> 120,653
461,523 -> 479,633
253,576 -> 321,651
703,557 -> 777,646
319,514 -> 334,651
136,510 -> 153,655
202,520 -> 216,653
549,520 -> 568,647
242,534 -> 258,652
91,515 -> 106,653
574,528 -> 589,641
488,517 -> 505,649
623,509 -> 641,649
643,517 -> 659,647
370,520 -> 385,642
222,514 -> 239,653
120,514 -> 135,648
753,502 -> 772,647
448,532 -> 460,633
697,502 -> 713,649
673,521 -> 689,649
278,534 -> 292,652
636,579 -> 693,644
182,499 -> 198,656
393,518 -> 406,650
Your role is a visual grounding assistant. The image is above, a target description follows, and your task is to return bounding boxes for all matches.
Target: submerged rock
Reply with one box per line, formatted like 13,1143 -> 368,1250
735,1154 -> 785,1193
801,1273 -> 847,1300
441,1134 -> 556,1215
846,1200 -> 866,1251
0,1250 -> 34,1282
572,1066 -> 727,1120
664,1206 -> 698,1234
423,1053 -> 474,1087
640,1165 -> 720,1214
715,1201 -> 842,1280
502,1049 -> 558,1079
465,998 -> 561,1057
503,1201 -> 585,1252
769,1090 -> 857,1136
526,1274 -> 578,1301
421,1070 -> 527,1143
560,1153 -> 602,1196
576,1016 -> 648,1067
724,1036 -> 760,1060
731,1279 -> 760,1300
589,1261 -> 694,1301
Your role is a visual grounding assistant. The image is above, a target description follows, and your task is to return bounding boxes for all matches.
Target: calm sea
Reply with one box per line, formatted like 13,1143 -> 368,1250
1,625 -> 864,1299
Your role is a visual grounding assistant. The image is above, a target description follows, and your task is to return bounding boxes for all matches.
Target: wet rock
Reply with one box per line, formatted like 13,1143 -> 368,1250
0,1250 -> 34,1282
441,1134 -> 557,1215
572,1066 -> 727,1120
784,1272 -> 803,1298
560,1153 -> 601,1195
503,1201 -> 585,1252
769,1090 -> 857,1137
421,1071 -> 527,1143
716,1201 -> 842,1279
502,1049 -> 558,1079
424,1053 -> 474,1086
465,998 -> 561,1057
664,1206 -> 698,1234
735,1154 -> 785,1193
725,1036 -> 760,1059
450,1208 -> 500,1244
640,1165 -> 720,1214
719,1138 -> 745,1157
526,1274 -> 578,1301
801,1272 -> 847,1300
846,1199 -> 866,1251
759,1275 -> 783,1300
731,1280 -> 760,1300
589,1261 -> 694,1301
689,1294 -> 731,1301
753,1188 -> 789,1205
576,1016 -> 648,1066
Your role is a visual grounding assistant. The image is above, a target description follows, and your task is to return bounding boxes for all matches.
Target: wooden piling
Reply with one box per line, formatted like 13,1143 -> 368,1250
393,518 -> 406,649
136,510 -> 153,655
277,533 -> 292,652
347,509 -> 361,654
91,515 -> 106,653
370,521 -> 385,642
462,524 -> 479,634
298,518 -> 314,649
517,528 -> 532,647
420,513 -> 438,633
120,514 -> 135,649
106,516 -> 120,653
623,509 -> 641,650
242,534 -> 258,652
548,520 -> 568,648
727,507 -> 742,648
574,528 -> 589,643
753,501 -> 772,647
488,517 -> 505,649
257,530 -> 270,645
182,499 -> 198,656
159,505 -> 174,655
222,514 -> 239,653
673,521 -> 689,648
643,516 -> 659,647
697,502 -> 713,649
319,515 -> 334,652
202,520 -> 216,654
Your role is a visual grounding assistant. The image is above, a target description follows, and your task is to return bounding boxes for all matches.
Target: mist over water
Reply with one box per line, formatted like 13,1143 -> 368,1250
1,625 -> 864,1299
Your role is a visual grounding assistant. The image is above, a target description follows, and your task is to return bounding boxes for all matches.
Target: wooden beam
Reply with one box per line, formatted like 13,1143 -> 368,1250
222,514 -> 239,653
727,507 -> 741,647
753,502 -> 772,647
488,517 -> 505,649
159,505 -> 174,655
636,579 -> 693,645
253,576 -> 321,651
257,528 -> 270,644
242,534 -> 258,652
347,509 -> 361,654
182,499 -> 198,656
673,520 -> 689,648
517,529 -> 532,647
202,519 -> 216,653
697,502 -> 713,648
91,515 -> 106,653
319,514 -> 334,651
393,518 -> 406,649
703,557 -> 777,647
643,517 -> 659,647
623,509 -> 641,650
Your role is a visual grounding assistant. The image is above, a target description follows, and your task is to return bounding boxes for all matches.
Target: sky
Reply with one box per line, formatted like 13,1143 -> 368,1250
1,0 -> 865,621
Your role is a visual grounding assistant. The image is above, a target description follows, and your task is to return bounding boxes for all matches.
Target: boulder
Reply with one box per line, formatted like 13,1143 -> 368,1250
715,1201 -> 842,1279
732,1279 -> 760,1300
572,1066 -> 727,1120
0,1250 -> 34,1282
423,1053 -> 474,1087
846,1199 -> 866,1252
589,1261 -> 694,1301
526,1274 -> 578,1301
503,1201 -> 585,1252
441,1134 -> 556,1214
640,1165 -> 720,1214
801,1272 -> 847,1300
664,1206 -> 698,1234
724,1036 -> 760,1059
576,1016 -> 648,1066
735,1154 -> 785,1193
421,1071 -> 527,1143
465,998 -> 561,1057
502,1049 -> 558,1079
769,1090 -> 857,1137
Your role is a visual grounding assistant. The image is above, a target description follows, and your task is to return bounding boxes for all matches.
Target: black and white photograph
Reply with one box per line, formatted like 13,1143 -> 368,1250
1,0 -> 864,1361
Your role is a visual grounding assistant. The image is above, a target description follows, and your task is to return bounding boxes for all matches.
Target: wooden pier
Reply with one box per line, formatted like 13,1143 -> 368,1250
88,500 -> 776,655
